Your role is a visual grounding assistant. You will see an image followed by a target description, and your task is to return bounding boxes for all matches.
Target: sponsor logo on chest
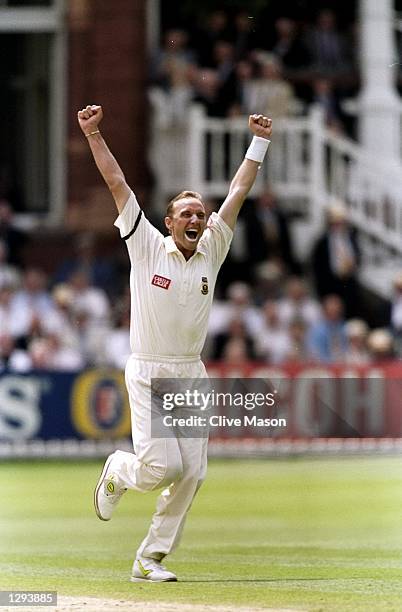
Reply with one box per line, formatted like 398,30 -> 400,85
201,277 -> 209,295
151,274 -> 171,290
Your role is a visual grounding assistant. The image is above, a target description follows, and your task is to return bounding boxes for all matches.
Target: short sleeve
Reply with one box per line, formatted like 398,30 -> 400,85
200,211 -> 233,269
114,191 -> 162,262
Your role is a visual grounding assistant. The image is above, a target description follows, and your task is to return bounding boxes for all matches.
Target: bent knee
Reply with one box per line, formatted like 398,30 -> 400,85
150,459 -> 183,489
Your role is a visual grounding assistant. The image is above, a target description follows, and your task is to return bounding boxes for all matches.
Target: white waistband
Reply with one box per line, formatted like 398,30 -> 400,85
131,353 -> 201,364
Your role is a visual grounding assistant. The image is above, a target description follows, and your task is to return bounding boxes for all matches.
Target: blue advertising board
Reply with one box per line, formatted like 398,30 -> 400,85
0,369 -> 131,443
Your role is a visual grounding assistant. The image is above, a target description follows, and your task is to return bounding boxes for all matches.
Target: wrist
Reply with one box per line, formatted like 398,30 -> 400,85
85,129 -> 101,138
245,135 -> 270,164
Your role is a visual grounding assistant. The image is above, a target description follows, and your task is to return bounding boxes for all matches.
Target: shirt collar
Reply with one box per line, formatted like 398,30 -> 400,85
164,235 -> 207,257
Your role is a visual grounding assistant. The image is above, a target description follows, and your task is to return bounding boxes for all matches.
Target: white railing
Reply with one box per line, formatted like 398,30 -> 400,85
149,101 -> 402,297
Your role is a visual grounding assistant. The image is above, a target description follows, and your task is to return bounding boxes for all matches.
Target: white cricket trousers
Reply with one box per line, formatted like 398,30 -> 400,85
111,353 -> 208,561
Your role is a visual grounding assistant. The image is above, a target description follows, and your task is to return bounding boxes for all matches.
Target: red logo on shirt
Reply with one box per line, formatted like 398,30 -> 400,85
151,274 -> 171,290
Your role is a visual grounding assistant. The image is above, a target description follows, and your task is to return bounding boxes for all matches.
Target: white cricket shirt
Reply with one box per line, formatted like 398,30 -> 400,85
114,191 -> 232,357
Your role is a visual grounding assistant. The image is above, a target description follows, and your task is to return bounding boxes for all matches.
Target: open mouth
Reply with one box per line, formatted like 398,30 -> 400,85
185,229 -> 199,242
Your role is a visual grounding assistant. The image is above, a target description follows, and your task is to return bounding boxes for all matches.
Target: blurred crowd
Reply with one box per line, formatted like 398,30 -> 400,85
150,8 -> 358,134
1,193 -> 401,373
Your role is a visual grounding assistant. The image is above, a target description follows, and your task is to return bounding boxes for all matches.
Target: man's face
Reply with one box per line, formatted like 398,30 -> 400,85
165,198 -> 207,257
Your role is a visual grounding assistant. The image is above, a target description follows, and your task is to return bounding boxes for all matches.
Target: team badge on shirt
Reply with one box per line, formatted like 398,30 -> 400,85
152,274 -> 171,290
201,277 -> 209,295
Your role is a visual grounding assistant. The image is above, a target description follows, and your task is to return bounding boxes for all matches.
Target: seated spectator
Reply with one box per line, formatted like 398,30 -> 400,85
209,281 -> 262,339
193,68 -> 232,117
311,76 -> 345,133
151,28 -> 196,89
277,276 -> 321,328
28,334 -> 84,371
244,53 -> 296,118
10,267 -> 55,341
0,333 -> 31,372
307,294 -> 347,363
67,269 -> 110,327
303,9 -> 351,77
104,308 -> 131,370
0,285 -> 15,333
231,10 -> 259,60
0,239 -> 20,289
271,17 -> 311,74
53,232 -> 116,296
367,329 -> 395,363
311,200 -> 360,318
390,272 -> 402,355
283,317 -> 310,363
246,188 -> 298,273
211,316 -> 257,361
221,337 -> 250,368
344,319 -> 370,364
253,300 -> 292,364
193,10 -> 229,67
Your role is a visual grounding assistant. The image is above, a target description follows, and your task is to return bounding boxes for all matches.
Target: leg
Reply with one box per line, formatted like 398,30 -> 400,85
137,436 -> 208,560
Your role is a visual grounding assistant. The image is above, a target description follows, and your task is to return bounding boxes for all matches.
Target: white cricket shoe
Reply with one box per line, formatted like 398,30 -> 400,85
130,558 -> 177,582
94,453 -> 127,521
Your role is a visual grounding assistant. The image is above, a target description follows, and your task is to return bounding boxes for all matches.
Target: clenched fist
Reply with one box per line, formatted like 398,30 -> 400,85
248,114 -> 272,139
77,104 -> 103,135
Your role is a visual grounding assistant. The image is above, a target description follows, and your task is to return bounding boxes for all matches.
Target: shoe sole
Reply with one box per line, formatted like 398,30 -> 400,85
93,454 -> 115,521
130,576 -> 177,583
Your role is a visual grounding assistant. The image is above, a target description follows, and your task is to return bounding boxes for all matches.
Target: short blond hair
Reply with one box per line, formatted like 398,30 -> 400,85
166,190 -> 203,217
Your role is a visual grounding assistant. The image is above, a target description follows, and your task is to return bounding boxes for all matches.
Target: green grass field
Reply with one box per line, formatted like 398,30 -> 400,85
1,456 -> 402,611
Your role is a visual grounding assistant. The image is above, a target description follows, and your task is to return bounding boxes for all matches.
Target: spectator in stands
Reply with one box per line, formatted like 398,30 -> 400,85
228,59 -> 256,117
53,232 -> 116,296
0,333 -> 30,372
344,319 -> 370,364
0,198 -> 26,267
367,329 -> 395,363
230,11 -> 258,61
390,272 -> 402,355
10,267 -> 55,342
246,187 -> 298,273
193,68 -> 227,117
209,281 -> 262,339
221,337 -> 250,367
303,9 -> 351,78
0,285 -> 15,334
271,17 -> 311,75
244,53 -> 295,118
277,276 -> 321,328
28,334 -> 84,371
104,307 -> 131,370
283,317 -> 310,363
67,269 -> 110,327
211,316 -> 257,361
41,284 -> 81,353
311,76 -> 345,133
0,238 -> 20,289
307,294 -> 347,363
193,10 -> 229,67
311,200 -> 360,318
152,28 -> 196,90
253,299 -> 292,364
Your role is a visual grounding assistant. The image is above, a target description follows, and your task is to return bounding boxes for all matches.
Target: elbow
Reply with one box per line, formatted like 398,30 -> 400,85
228,185 -> 249,200
108,174 -> 126,193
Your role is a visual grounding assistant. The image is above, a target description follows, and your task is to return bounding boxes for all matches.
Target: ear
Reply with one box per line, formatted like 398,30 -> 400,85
164,216 -> 172,233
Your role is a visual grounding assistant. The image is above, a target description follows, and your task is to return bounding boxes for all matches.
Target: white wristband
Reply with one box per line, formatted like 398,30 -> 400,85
245,136 -> 270,164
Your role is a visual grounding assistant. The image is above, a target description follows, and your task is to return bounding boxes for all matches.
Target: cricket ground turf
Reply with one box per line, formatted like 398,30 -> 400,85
1,457 -> 402,611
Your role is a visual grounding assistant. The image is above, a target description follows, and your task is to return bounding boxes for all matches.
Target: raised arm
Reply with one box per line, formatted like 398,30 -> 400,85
218,114 -> 272,230
77,105 -> 131,213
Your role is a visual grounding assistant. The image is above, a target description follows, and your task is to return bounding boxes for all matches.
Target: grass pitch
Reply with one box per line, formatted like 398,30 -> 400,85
1,456 -> 402,611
